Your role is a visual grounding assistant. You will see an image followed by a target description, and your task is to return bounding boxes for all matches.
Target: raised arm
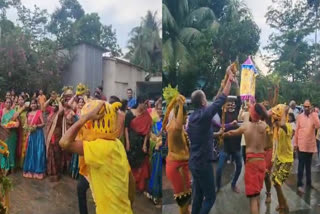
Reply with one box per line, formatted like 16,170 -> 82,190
312,112 -> 320,129
204,68 -> 234,120
175,95 -> 186,129
43,98 -> 52,112
235,96 -> 241,114
235,78 -> 240,96
204,94 -> 227,121
59,101 -> 105,155
68,95 -> 78,111
58,101 -> 64,115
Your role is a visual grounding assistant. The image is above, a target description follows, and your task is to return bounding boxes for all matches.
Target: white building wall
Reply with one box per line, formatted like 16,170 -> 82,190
103,58 -> 146,100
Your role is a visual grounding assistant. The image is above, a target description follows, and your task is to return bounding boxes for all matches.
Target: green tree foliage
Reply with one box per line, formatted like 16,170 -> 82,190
162,0 -> 218,88
47,0 -> 85,47
263,0 -> 320,105
0,20 -> 70,97
48,0 -> 121,56
16,4 -> 48,39
163,0 -> 260,97
125,11 -> 161,74
0,0 -> 123,98
256,74 -> 320,106
0,0 -> 19,16
265,0 -> 318,82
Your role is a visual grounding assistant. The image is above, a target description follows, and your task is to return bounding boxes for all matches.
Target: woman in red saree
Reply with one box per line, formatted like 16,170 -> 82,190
61,87 -> 76,173
44,94 -> 64,182
125,96 -> 152,192
69,96 -> 85,179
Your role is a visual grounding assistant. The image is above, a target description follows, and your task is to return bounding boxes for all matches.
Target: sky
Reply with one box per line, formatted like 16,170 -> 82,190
6,0 -> 272,53
243,0 -> 274,74
6,0 -> 162,54
244,0 -> 273,51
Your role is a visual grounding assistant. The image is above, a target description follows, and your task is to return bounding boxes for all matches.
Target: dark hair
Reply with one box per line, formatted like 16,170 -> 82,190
127,88 -> 133,92
98,86 -> 103,92
133,96 -> 148,109
5,98 -> 12,106
120,99 -> 128,112
191,90 -> 204,108
255,103 -> 268,121
18,95 -> 25,100
94,89 -> 102,99
30,98 -> 38,105
28,98 -> 38,112
33,91 -> 39,97
155,98 -> 162,109
78,97 -> 85,103
288,113 -> 295,122
137,96 -> 147,104
109,96 -> 120,104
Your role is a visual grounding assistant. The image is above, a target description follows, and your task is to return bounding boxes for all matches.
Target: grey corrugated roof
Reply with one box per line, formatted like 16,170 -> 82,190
74,41 -> 107,52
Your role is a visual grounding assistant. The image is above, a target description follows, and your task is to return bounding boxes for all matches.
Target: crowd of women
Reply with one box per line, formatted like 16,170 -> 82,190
0,84 -> 164,210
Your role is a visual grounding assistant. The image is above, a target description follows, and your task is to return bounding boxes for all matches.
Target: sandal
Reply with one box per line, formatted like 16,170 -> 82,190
23,172 -> 32,178
143,191 -> 151,199
276,206 -> 289,214
153,198 -> 162,208
265,192 -> 271,204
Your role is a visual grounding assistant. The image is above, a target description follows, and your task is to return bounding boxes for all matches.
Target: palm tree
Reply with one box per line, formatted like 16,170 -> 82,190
125,11 -> 161,74
162,0 -> 218,85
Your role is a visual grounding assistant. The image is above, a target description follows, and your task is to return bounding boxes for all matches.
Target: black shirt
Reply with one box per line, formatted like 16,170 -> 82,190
187,94 -> 227,168
222,96 -> 242,153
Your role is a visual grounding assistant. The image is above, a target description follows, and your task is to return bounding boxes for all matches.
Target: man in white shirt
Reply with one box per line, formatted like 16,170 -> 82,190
289,100 -> 300,119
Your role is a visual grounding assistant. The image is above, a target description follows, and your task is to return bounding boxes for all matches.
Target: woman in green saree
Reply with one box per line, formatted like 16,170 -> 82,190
0,98 -> 19,175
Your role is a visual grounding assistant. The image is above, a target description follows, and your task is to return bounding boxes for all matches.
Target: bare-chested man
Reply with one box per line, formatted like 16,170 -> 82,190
224,103 -> 268,214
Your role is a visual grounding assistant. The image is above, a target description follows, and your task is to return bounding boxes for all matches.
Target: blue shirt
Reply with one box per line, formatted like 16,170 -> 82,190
128,98 -> 136,108
187,94 -> 227,169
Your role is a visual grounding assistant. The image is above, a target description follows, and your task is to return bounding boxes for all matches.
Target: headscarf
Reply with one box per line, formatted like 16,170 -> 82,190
162,85 -> 180,131
270,104 -> 289,162
271,104 -> 287,123
62,86 -> 74,96
76,83 -> 88,96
